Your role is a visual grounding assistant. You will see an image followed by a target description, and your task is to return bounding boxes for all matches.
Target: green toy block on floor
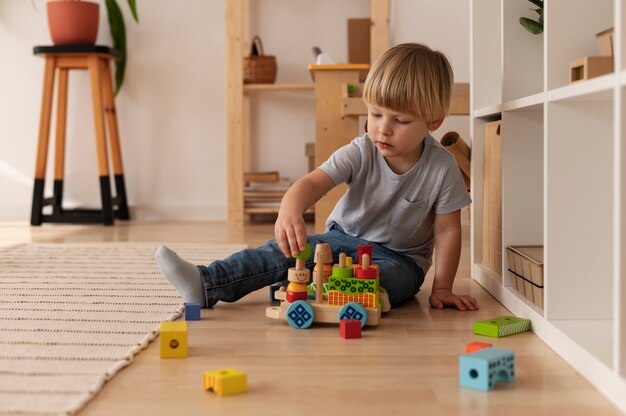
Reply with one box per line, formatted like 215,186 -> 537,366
474,316 -> 531,338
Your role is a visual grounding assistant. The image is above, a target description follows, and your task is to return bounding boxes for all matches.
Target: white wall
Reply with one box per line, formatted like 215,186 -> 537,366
0,0 -> 469,222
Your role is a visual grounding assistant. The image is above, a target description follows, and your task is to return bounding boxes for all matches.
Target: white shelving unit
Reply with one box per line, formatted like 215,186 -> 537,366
471,0 -> 625,412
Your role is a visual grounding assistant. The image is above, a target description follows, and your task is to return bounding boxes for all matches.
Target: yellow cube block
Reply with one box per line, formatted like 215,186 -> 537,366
160,321 -> 188,358
203,368 -> 247,396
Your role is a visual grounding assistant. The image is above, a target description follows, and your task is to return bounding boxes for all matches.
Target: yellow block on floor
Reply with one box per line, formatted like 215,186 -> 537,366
203,368 -> 248,396
160,321 -> 188,358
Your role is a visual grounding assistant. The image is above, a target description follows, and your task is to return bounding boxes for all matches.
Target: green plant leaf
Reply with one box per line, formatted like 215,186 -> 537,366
105,0 -> 127,94
527,0 -> 543,8
519,16 -> 543,34
126,0 -> 139,23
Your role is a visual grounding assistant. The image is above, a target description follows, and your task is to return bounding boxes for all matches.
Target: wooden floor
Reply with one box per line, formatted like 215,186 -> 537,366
1,214 -> 622,415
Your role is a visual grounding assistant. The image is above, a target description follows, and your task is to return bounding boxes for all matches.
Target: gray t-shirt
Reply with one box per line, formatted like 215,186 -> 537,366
319,133 -> 471,274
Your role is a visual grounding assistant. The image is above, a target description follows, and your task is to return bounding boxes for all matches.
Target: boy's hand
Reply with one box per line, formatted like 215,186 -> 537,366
274,213 -> 308,258
429,288 -> 479,311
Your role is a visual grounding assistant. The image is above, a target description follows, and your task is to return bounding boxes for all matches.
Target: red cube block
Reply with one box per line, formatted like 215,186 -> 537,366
340,319 -> 362,339
466,341 -> 493,353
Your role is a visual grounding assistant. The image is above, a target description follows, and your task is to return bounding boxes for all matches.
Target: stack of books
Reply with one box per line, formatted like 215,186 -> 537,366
243,171 -> 290,214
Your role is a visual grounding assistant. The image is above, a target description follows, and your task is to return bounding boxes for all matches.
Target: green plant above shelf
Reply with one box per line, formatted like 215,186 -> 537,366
519,0 -> 543,34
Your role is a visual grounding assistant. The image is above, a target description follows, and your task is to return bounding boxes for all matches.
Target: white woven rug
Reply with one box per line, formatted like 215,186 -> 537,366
0,242 -> 245,416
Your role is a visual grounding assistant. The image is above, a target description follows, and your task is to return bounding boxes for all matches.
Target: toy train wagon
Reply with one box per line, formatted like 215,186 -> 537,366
266,243 -> 390,329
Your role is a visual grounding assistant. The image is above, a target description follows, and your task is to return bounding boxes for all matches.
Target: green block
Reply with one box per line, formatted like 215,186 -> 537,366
307,282 -> 328,295
327,275 -> 378,295
293,243 -> 312,260
474,316 -> 531,338
331,266 -> 353,278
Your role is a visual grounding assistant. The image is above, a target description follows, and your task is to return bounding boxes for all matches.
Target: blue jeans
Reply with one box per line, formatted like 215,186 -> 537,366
198,225 -> 425,308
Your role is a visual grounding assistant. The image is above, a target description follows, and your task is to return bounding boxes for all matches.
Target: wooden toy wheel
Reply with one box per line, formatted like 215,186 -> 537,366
286,300 -> 315,329
339,302 -> 367,328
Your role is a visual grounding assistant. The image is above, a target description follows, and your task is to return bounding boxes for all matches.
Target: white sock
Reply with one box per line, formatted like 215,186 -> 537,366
155,245 -> 206,306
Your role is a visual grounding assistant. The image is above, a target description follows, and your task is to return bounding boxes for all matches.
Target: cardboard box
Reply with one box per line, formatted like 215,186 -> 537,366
569,56 -> 613,83
596,27 -> 614,56
348,18 -> 370,64
506,246 -> 544,309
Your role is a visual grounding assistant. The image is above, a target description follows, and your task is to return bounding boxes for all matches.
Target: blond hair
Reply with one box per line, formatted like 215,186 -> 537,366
363,43 -> 453,122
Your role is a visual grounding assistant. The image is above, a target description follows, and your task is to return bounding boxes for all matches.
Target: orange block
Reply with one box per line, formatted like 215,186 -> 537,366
466,341 -> 493,353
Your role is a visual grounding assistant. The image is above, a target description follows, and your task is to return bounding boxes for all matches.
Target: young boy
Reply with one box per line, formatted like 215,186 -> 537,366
157,43 -> 478,311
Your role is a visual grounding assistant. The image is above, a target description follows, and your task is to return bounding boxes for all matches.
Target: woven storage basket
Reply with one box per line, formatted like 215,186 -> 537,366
243,36 -> 277,84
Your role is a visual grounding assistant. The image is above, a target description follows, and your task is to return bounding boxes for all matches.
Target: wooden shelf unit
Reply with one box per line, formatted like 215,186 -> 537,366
471,0 -> 625,412
243,83 -> 314,93
225,0 -> 390,230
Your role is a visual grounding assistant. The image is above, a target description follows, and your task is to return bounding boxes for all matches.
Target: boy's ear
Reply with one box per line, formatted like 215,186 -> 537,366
428,116 -> 446,131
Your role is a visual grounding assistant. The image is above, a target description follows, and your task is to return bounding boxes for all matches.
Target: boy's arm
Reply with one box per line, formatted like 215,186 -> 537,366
429,210 -> 479,311
275,168 -> 336,257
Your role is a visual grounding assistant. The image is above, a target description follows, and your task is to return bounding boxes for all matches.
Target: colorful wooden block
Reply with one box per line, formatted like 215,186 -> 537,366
357,244 -> 373,264
327,275 -> 378,295
466,341 -> 493,353
185,302 -> 201,321
327,291 -> 376,308
474,316 -> 531,338
203,368 -> 247,396
460,347 -> 515,391
160,321 -> 188,358
340,318 -> 362,339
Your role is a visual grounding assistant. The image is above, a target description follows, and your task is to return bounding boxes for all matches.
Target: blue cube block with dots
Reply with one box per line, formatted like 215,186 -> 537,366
459,347 -> 515,391
185,302 -> 201,321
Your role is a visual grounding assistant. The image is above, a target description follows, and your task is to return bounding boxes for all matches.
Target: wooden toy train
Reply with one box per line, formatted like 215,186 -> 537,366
266,243 -> 390,329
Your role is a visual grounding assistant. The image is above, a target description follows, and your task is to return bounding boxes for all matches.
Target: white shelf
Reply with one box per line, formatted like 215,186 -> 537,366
502,92 -> 544,112
473,104 -> 502,118
552,319 -> 614,368
547,74 -> 616,102
471,0 -> 626,412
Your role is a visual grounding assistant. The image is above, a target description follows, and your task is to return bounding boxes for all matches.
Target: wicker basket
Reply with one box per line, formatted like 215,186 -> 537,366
243,36 -> 277,84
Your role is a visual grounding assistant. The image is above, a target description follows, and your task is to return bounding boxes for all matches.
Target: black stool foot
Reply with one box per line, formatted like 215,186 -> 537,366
99,176 -> 114,226
30,179 -> 45,226
114,174 -> 130,220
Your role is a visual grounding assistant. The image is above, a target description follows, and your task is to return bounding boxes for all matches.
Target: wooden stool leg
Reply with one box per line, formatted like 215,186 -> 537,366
88,56 -> 114,225
31,57 -> 56,226
101,59 -> 130,220
52,67 -> 69,217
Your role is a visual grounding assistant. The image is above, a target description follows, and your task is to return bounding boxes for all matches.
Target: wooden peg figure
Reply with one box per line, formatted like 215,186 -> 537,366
355,253 -> 377,279
313,243 -> 333,303
286,243 -> 312,303
313,243 -> 329,303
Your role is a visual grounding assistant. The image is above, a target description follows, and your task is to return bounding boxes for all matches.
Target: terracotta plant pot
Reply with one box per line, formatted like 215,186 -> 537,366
47,1 -> 100,45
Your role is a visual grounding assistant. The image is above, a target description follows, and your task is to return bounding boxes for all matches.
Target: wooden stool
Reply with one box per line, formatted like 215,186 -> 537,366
31,45 -> 130,226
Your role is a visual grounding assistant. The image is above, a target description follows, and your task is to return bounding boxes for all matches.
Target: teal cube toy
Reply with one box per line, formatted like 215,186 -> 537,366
459,347 -> 515,391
